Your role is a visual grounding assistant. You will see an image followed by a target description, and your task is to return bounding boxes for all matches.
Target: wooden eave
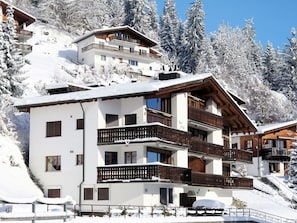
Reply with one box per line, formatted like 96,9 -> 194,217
261,123 -> 297,135
0,1 -> 35,26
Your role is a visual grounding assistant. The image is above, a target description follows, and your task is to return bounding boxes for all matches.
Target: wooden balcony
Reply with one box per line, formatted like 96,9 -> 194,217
188,106 -> 223,129
147,109 -> 172,126
191,172 -> 253,189
97,164 -> 192,184
97,124 -> 190,146
190,138 -> 224,157
260,148 -> 291,161
82,43 -> 160,59
16,28 -> 33,42
223,149 -> 253,163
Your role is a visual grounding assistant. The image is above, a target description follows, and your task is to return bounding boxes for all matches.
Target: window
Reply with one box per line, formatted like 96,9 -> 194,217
48,189 -> 60,198
98,188 -> 109,200
84,188 -> 93,200
125,151 -> 137,164
119,45 -> 124,51
189,127 -> 207,142
101,55 -> 106,61
125,114 -> 136,125
130,48 -> 134,53
139,49 -> 147,55
46,121 -> 61,137
76,154 -> 84,165
232,143 -> 238,149
146,98 -> 171,113
106,114 -> 119,127
160,188 -> 167,205
76,119 -> 84,130
147,148 -> 172,164
105,152 -> 118,165
246,140 -> 253,149
46,156 -> 61,171
168,188 -> 173,204
128,60 -> 138,66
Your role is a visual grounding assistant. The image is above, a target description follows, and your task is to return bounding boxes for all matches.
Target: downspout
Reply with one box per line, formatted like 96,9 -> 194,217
79,102 -> 86,215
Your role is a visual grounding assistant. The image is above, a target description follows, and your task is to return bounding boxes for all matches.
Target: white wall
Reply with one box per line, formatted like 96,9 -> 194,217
205,158 -> 223,175
29,101 -> 98,203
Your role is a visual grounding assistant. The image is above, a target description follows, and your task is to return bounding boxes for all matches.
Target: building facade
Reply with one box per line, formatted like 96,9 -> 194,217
16,72 -> 256,212
73,26 -> 162,79
232,121 -> 297,177
1,0 -> 35,55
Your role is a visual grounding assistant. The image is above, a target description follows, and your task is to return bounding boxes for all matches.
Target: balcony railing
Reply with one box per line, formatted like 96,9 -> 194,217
223,149 -> 253,163
147,109 -> 172,126
97,124 -> 190,146
16,28 -> 33,42
191,172 -> 253,189
82,43 -> 160,59
190,138 -> 224,157
97,164 -> 192,184
260,147 -> 291,161
188,106 -> 223,129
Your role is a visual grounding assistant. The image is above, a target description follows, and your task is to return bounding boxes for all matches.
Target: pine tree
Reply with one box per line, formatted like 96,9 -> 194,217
2,4 -> 25,97
159,0 -> 182,66
288,148 -> 297,190
180,0 -> 206,73
107,0 -> 126,27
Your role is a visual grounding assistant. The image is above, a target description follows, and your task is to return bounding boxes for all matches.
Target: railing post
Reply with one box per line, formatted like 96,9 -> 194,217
32,202 -> 36,223
64,204 -> 67,222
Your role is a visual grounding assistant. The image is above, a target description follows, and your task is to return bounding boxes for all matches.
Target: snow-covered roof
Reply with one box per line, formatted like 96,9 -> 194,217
15,72 -> 212,108
73,25 -> 158,47
257,120 -> 297,134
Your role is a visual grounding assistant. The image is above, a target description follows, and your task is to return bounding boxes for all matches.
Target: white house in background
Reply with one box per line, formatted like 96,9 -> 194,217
73,26 -> 162,79
15,72 -> 256,213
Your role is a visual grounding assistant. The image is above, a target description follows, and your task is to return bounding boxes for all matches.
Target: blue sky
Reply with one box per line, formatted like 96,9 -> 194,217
157,0 -> 297,49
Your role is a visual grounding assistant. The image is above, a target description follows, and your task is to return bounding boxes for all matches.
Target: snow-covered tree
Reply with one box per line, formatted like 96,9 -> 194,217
107,0 -> 126,27
124,0 -> 159,39
288,148 -> 297,190
159,0 -> 182,66
180,0 -> 206,73
2,4 -> 26,97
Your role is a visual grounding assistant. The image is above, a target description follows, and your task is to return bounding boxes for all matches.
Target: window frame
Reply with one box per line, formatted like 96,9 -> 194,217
76,119 -> 84,130
125,151 -> 137,164
76,154 -> 84,165
46,121 -> 61,137
125,114 -> 136,125
84,188 -> 93,200
48,189 -> 61,198
106,114 -> 119,127
98,188 -> 109,200
105,152 -> 118,165
46,155 -> 61,172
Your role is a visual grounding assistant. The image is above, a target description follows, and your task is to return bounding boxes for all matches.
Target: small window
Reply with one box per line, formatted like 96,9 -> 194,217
76,154 -> 84,165
130,48 -> 134,53
119,45 -> 124,51
76,119 -> 84,130
160,188 -> 167,205
48,189 -> 60,198
46,156 -> 61,171
105,152 -> 118,165
84,188 -> 93,200
98,188 -> 109,200
232,143 -> 238,149
128,60 -> 138,66
46,121 -> 61,137
168,188 -> 173,204
101,55 -> 106,61
125,114 -> 136,125
125,151 -> 137,164
106,114 -> 119,127
246,140 -> 253,149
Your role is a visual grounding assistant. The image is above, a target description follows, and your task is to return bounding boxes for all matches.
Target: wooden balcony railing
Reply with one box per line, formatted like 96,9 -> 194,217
82,43 -> 160,59
191,172 -> 253,189
97,164 -> 192,184
16,28 -> 33,42
190,138 -> 224,157
97,124 -> 190,146
223,149 -> 253,163
260,148 -> 291,161
147,109 -> 172,126
188,106 -> 223,129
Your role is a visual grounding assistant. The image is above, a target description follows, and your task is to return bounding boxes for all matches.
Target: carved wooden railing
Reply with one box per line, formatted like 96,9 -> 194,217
147,109 -> 172,126
97,164 -> 192,184
190,138 -> 224,157
223,149 -> 253,163
188,106 -> 223,129
191,172 -> 253,189
97,124 -> 190,146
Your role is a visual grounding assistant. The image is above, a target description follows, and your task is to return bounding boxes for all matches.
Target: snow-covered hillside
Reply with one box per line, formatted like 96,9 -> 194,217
1,21 -> 297,221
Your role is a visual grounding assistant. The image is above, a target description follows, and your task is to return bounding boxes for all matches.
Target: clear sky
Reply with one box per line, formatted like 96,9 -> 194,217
157,0 -> 297,49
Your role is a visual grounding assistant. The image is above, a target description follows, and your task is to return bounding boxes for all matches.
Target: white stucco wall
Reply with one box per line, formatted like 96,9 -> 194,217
29,101 -> 98,203
205,158 -> 223,175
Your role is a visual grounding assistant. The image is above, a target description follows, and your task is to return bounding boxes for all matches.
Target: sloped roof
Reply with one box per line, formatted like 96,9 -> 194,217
15,72 -> 257,133
73,25 -> 158,47
0,0 -> 35,26
257,120 -> 297,134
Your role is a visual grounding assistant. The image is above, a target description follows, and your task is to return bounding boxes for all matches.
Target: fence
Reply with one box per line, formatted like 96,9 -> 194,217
0,202 -> 74,222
